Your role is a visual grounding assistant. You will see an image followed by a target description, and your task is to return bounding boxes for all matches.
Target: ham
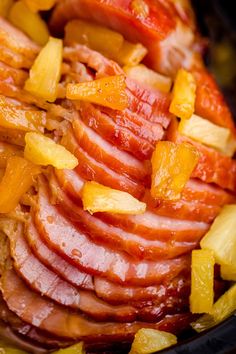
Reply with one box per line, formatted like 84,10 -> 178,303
34,179 -> 190,286
0,61 -> 28,86
72,115 -> 149,183
26,220 -> 94,290
1,268 -> 193,340
61,128 -> 145,197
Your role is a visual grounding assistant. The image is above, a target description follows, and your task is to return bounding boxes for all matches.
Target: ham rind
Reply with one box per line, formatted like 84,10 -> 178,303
61,128 -> 145,198
50,0 -> 196,75
78,103 -> 154,160
72,116 -> 149,183
26,220 -> 94,290
168,120 -> 236,192
0,296 -> 72,350
193,68 -> 236,132
94,276 -> 190,305
34,180 -> 190,286
1,268 -> 193,340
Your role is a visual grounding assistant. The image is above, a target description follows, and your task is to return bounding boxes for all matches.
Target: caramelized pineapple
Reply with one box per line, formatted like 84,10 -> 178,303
52,342 -> 85,354
0,156 -> 40,213
82,181 -> 146,215
66,75 -> 128,110
23,0 -> 56,12
124,64 -> 172,93
9,1 -> 49,46
129,328 -> 177,354
221,264 -> 236,281
65,20 -> 123,59
0,142 -> 22,168
24,132 -> 78,169
190,249 -> 214,314
0,0 -> 13,17
169,68 -> 196,120
192,283 -> 236,333
116,41 -> 148,66
178,114 -> 231,154
151,141 -> 199,200
0,95 -> 46,132
200,205 -> 236,267
130,0 -> 149,18
24,37 -> 62,102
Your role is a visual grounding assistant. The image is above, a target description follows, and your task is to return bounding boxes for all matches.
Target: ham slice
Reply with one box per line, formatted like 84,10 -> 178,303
0,61 -> 28,86
34,179 -> 190,286
62,128 -> 145,198
26,220 -> 94,290
0,268 -> 193,340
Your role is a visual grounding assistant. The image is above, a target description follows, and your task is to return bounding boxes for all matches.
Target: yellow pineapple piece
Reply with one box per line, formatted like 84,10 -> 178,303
22,0 -> 56,12
116,40 -> 147,66
24,37 -> 62,102
0,0 -> 13,17
129,328 -> 177,354
0,142 -> 22,168
151,141 -> 199,200
190,249 -> 214,314
178,114 -> 231,154
191,283 -> 236,333
52,342 -> 85,354
124,64 -> 172,93
0,156 -> 40,213
82,181 -> 146,215
200,204 -> 236,267
221,264 -> 236,281
24,132 -> 78,169
65,20 -> 123,59
8,1 -> 49,46
66,75 -> 128,110
169,68 -> 196,120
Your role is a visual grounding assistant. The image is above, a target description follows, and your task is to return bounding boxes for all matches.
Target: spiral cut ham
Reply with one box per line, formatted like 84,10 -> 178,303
0,1 -> 236,352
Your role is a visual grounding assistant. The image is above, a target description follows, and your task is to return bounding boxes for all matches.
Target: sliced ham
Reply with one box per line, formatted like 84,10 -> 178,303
1,268 -> 193,340
26,220 -> 94,290
61,128 -> 145,198
34,179 -> 190,286
78,103 -> 154,160
72,116 -> 149,183
0,61 -> 28,86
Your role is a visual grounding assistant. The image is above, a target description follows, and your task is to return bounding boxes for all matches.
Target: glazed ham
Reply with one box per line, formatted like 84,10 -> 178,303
0,1 -> 236,353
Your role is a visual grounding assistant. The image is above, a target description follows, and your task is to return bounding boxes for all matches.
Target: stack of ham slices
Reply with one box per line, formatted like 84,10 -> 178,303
0,0 -> 236,353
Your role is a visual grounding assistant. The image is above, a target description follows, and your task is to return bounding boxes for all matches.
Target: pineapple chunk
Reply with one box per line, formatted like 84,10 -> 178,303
124,64 -> 172,93
191,283 -> 236,333
151,141 -> 199,200
130,0 -> 149,18
22,0 -> 56,12
200,205 -> 236,267
0,95 -> 46,132
8,1 -> 49,46
52,342 -> 85,354
0,142 -> 22,168
190,249 -> 214,314
82,181 -> 146,215
66,75 -> 128,110
24,37 -> 62,102
65,20 -> 123,59
24,132 -> 78,169
169,68 -> 196,120
129,328 -> 177,354
178,114 -> 231,154
0,0 -> 13,17
221,264 -> 236,281
0,156 -> 41,213
116,41 -> 147,66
